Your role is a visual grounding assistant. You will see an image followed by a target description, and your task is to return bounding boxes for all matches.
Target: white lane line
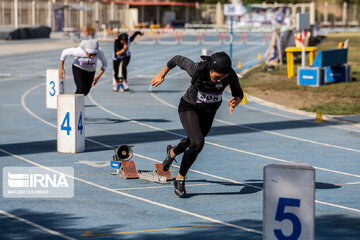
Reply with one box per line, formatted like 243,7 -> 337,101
150,84 -> 360,153
0,103 -> 22,107
0,148 -> 262,235
113,183 -> 221,191
20,59 -> 360,215
21,82 -> 56,128
143,84 -> 360,178
87,83 -> 360,214
315,200 -> 360,214
19,79 -> 263,234
243,104 -> 360,133
215,118 -> 360,153
336,181 -> 360,186
92,78 -> 360,180
0,209 -> 76,240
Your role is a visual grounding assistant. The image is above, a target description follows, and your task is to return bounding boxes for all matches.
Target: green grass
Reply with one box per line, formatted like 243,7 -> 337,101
300,102 -> 360,116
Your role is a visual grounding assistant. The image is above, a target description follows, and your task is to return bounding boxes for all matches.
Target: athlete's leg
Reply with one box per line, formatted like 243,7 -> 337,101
173,138 -> 190,155
178,110 -> 205,177
72,65 -> 86,94
113,59 -> 121,83
121,57 -> 131,91
82,70 -> 95,96
199,110 -> 216,138
121,56 -> 130,80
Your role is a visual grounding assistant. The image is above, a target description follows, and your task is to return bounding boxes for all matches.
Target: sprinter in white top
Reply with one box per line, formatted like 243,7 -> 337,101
59,39 -> 108,96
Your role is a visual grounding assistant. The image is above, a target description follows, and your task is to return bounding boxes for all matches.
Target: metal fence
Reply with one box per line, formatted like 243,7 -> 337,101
315,1 -> 359,27
0,1 -> 359,31
0,0 -> 129,31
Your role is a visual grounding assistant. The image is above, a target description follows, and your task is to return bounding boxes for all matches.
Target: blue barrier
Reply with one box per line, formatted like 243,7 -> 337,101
298,48 -> 351,86
311,48 -> 348,67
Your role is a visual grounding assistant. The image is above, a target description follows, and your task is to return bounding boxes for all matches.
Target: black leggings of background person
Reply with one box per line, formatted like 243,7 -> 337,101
173,109 -> 216,177
72,65 -> 95,96
113,56 -> 130,83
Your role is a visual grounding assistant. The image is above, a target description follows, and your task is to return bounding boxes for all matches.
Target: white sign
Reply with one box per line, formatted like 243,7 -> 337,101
224,4 -> 246,16
57,94 -> 85,153
297,13 -> 310,31
46,69 -> 64,109
263,163 -> 315,240
3,167 -> 74,198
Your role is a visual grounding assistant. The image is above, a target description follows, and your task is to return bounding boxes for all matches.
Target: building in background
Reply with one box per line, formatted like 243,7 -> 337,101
0,1 -> 358,33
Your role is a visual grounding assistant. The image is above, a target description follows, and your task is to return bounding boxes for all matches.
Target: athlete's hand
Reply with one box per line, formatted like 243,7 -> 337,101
59,68 -> 65,80
92,76 -> 99,87
151,74 -> 164,87
229,97 -> 241,115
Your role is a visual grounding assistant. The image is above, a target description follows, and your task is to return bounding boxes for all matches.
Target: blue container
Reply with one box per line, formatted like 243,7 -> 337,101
298,67 -> 325,87
325,64 -> 351,83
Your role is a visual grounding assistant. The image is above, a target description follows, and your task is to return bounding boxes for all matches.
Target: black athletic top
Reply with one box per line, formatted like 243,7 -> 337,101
113,31 -> 142,60
167,55 -> 243,112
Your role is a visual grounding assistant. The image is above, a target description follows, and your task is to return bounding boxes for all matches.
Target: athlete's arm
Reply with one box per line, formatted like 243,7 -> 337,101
130,31 -> 144,42
167,55 -> 197,77
228,97 -> 242,115
151,65 -> 170,87
116,43 -> 127,56
59,47 -> 76,80
92,68 -> 105,87
228,70 -> 244,115
59,60 -> 65,80
92,50 -> 107,87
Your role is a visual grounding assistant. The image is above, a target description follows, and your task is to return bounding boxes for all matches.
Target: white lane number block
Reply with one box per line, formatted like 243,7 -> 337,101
263,163 -> 315,240
46,69 -> 64,109
57,94 -> 85,153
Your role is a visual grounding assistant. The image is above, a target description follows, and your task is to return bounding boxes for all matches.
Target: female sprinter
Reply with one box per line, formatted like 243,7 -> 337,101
151,52 -> 243,198
59,39 -> 107,96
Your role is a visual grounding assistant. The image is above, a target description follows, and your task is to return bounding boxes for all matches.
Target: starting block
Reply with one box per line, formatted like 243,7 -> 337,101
154,164 -> 172,181
118,161 -> 139,179
115,162 -> 173,184
111,145 -> 173,183
137,164 -> 173,184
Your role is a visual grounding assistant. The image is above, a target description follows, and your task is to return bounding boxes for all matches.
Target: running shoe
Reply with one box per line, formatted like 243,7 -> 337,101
163,145 -> 176,172
112,84 -> 119,92
123,80 -> 129,91
118,83 -> 124,92
174,179 -> 186,198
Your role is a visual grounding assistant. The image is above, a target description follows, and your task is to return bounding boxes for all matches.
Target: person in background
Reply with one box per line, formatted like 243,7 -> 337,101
59,39 -> 107,96
113,31 -> 144,92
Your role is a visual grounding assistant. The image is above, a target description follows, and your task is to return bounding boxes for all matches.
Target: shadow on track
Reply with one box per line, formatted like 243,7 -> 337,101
0,119 -> 342,157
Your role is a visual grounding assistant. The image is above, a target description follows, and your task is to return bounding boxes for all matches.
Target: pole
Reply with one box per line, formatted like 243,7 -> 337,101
32,0 -> 36,26
301,30 -> 305,67
324,2 -> 328,25
230,16 -> 233,60
80,0 -> 84,30
14,0 -> 18,29
343,2 -> 347,26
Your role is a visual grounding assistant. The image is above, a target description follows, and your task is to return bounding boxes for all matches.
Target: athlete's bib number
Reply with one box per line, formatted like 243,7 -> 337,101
196,91 -> 222,104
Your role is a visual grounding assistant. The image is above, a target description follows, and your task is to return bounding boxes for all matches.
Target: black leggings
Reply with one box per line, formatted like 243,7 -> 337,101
173,109 -> 216,177
113,57 -> 130,82
72,65 -> 95,96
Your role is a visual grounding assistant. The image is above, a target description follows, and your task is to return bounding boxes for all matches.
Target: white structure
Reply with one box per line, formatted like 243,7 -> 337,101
201,48 -> 213,56
46,69 -> 64,109
263,163 -> 315,240
57,94 -> 85,153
